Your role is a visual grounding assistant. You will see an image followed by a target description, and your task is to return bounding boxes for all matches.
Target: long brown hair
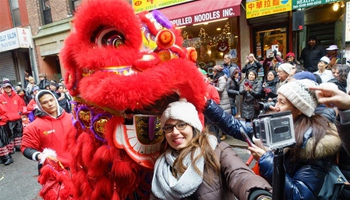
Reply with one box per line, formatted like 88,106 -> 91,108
163,127 -> 220,180
289,114 -> 337,160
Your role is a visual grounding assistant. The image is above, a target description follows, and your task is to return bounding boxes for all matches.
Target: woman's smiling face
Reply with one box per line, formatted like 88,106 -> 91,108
163,119 -> 193,151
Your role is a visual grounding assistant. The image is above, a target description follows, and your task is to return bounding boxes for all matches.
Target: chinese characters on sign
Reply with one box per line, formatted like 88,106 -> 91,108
246,0 -> 292,19
132,0 -> 193,13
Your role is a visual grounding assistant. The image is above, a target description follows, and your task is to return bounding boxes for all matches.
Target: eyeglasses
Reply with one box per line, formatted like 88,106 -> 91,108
163,121 -> 188,133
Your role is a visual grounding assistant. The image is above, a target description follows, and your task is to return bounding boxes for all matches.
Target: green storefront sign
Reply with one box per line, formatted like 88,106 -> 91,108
292,0 -> 339,9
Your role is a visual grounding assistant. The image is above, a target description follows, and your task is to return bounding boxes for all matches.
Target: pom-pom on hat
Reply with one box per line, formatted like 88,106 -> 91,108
319,56 -> 330,64
278,63 -> 294,75
160,98 -> 203,132
277,79 -> 318,117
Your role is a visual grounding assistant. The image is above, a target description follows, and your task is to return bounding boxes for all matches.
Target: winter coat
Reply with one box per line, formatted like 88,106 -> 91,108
328,78 -> 347,93
262,77 -> 279,101
336,110 -> 350,156
25,83 -> 35,96
54,92 -> 70,113
299,44 -> 326,72
335,110 -> 350,199
213,73 -> 231,114
239,79 -> 262,120
190,142 -> 272,200
258,126 -> 341,200
203,99 -> 253,142
39,79 -> 50,90
221,63 -> 240,77
0,103 -> 8,126
262,56 -> 283,80
205,83 -> 220,104
0,90 -> 25,121
226,77 -> 240,108
27,99 -> 37,112
242,61 -> 262,76
21,107 -> 73,168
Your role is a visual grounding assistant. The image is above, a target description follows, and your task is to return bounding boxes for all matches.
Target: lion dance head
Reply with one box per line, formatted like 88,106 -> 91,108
44,0 -> 207,199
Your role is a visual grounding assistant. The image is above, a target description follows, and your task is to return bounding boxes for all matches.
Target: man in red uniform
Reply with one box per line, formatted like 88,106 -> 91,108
21,90 -> 73,171
0,102 -> 12,165
0,81 -> 25,158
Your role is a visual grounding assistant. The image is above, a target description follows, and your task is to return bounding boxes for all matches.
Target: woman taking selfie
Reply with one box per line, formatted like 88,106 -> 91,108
204,79 -> 342,200
151,99 -> 272,200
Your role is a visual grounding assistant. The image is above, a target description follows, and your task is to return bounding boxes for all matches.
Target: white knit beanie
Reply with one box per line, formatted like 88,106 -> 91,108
278,63 -> 294,75
160,98 -> 203,132
277,79 -> 318,117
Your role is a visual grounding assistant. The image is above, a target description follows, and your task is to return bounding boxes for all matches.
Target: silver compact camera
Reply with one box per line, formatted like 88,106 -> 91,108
253,111 -> 296,149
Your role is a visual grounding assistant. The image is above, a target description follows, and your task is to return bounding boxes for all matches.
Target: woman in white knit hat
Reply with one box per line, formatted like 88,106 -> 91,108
203,78 -> 343,199
248,79 -> 342,200
151,98 -> 272,200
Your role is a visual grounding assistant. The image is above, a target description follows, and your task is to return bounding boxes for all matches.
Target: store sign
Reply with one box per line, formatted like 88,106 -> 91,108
133,0 -> 193,13
246,0 -> 292,19
346,1 -> 350,42
171,7 -> 240,26
292,0 -> 338,9
0,28 -> 32,52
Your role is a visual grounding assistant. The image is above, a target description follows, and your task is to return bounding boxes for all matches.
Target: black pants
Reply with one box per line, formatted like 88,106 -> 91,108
5,119 -> 23,141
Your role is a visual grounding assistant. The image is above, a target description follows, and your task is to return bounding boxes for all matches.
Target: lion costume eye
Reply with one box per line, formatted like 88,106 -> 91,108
94,27 -> 125,48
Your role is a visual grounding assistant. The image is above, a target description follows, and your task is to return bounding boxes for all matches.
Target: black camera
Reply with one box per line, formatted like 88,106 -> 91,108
253,111 -> 295,149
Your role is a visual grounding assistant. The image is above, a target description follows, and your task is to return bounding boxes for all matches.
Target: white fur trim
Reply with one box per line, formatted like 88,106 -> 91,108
39,148 -> 57,164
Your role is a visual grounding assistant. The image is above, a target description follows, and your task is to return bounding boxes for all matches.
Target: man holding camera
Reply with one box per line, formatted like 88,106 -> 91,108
242,53 -> 262,78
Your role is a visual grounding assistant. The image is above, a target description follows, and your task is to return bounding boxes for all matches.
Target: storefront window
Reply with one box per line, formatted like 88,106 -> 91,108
180,18 -> 239,71
255,28 -> 287,60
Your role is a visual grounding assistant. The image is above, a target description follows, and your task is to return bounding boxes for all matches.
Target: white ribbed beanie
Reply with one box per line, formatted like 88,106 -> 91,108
160,98 -> 203,132
277,79 -> 318,117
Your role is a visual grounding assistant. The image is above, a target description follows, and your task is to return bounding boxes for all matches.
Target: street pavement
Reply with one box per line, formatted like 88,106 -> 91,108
0,136 -> 252,200
0,151 -> 41,200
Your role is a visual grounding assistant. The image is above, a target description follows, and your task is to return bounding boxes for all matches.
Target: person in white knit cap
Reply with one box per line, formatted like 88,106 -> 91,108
248,79 -> 342,200
276,63 -> 295,91
151,98 -> 273,200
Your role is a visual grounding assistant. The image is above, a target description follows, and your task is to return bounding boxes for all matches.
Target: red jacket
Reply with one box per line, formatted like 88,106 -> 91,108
0,103 -> 8,126
21,110 -> 74,167
0,90 -> 25,121
26,99 -> 37,111
206,83 -> 220,104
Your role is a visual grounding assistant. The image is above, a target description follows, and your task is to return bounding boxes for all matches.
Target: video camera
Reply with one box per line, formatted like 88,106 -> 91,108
253,111 -> 295,150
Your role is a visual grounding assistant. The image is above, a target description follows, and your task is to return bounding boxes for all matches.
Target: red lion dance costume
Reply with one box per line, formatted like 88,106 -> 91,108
38,0 -> 206,199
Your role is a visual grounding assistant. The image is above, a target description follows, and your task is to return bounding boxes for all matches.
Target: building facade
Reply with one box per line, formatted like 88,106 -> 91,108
0,0 -> 32,86
26,0 -> 82,82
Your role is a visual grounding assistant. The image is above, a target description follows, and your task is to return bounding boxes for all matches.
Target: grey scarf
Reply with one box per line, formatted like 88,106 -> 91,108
151,135 -> 217,199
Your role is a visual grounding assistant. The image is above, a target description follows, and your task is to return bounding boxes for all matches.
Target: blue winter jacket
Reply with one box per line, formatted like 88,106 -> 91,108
203,99 -> 253,142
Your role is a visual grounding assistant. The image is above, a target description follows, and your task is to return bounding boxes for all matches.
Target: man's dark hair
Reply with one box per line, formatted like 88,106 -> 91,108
37,90 -> 54,102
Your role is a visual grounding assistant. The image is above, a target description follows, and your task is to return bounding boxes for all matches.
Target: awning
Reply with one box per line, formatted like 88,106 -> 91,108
159,0 -> 241,26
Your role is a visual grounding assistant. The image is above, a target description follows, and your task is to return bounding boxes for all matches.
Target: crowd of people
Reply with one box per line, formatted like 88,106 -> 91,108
1,35 -> 350,199
204,37 -> 349,140
0,73 -> 72,166
198,37 -> 350,199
